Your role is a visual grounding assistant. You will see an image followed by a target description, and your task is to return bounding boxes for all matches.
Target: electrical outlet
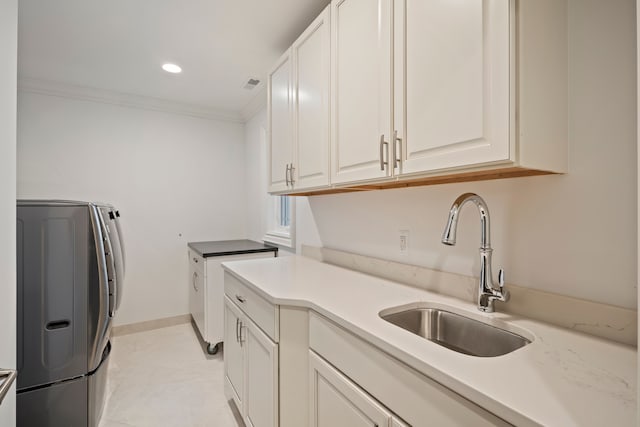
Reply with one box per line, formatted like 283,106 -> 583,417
399,229 -> 409,255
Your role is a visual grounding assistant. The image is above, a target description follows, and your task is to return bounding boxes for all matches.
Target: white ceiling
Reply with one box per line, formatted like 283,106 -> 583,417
18,0 -> 330,116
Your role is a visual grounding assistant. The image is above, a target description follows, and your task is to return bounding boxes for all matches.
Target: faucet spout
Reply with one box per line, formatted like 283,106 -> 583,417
441,193 -> 508,313
441,193 -> 491,249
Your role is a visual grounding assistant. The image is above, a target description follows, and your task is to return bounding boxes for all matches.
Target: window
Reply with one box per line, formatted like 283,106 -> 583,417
278,196 -> 291,228
264,195 -> 294,248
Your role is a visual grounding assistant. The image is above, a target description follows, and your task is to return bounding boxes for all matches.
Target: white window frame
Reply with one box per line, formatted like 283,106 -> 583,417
264,194 -> 295,248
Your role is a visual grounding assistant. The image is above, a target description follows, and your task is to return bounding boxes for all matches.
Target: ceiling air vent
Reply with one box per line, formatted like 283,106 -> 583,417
243,78 -> 261,90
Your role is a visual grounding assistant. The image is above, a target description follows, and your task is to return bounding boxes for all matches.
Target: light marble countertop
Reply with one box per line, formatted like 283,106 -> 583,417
221,255 -> 637,427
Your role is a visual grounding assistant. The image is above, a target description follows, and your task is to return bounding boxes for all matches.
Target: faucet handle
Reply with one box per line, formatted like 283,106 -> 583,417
497,269 -> 510,302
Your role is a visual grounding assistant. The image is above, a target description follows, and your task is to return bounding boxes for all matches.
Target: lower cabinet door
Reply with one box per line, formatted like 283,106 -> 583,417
224,297 -> 244,413
244,318 -> 279,427
309,350 -> 394,427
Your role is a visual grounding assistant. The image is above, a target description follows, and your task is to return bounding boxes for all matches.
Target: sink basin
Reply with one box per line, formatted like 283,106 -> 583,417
380,306 -> 531,357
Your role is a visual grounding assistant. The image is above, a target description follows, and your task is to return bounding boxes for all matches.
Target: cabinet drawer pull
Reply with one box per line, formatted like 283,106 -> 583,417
235,295 -> 246,303
193,257 -> 198,263
236,318 -> 240,342
192,272 -> 198,292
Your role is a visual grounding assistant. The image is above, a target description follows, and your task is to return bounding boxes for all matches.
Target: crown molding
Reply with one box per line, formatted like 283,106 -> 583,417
240,86 -> 267,122
17,77 -> 245,123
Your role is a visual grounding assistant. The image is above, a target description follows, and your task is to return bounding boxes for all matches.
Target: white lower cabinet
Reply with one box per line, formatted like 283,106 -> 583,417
223,267 -> 510,427
309,312 -> 510,427
223,298 -> 245,412
223,272 -> 279,427
245,320 -> 279,427
309,350 -> 408,427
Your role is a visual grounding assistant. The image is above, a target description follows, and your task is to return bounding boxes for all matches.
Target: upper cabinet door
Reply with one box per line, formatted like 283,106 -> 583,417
331,0 -> 393,184
268,50 -> 294,193
293,6 -> 331,191
395,0 -> 512,176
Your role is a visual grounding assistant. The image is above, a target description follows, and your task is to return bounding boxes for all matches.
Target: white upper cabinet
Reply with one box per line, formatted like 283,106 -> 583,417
330,0 -> 393,184
293,6 -> 331,190
267,0 -> 567,194
268,50 -> 294,193
269,6 -> 331,194
395,0 -> 511,175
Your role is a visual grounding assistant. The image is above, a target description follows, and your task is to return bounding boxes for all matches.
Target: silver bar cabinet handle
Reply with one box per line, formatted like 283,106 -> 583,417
379,134 -> 389,171
235,294 -> 246,303
235,318 -> 240,342
285,164 -> 291,186
0,369 -> 17,406
289,164 -> 295,185
394,130 -> 402,170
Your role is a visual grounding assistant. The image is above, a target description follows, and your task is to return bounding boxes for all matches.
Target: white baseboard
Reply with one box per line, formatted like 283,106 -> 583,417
112,314 -> 192,337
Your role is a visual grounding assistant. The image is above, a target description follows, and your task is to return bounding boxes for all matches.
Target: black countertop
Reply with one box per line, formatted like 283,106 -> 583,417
188,240 -> 278,258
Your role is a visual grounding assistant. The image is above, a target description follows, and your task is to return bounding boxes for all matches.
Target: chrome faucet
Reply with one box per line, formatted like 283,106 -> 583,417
441,193 -> 509,313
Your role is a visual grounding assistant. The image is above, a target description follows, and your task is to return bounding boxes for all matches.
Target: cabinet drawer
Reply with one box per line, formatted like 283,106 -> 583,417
225,272 -> 279,342
309,313 -> 510,427
188,250 -> 205,274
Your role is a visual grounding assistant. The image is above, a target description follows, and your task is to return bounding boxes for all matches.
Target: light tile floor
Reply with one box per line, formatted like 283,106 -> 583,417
98,323 -> 243,427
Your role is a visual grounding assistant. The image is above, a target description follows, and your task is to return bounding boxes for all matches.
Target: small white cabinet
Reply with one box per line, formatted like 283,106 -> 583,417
268,49 -> 294,193
188,248 -> 276,354
224,272 -> 279,427
224,297 -> 245,410
309,350 -> 408,427
245,317 -> 278,427
293,5 -> 331,190
330,0 -> 393,184
309,312 -> 510,426
395,0 -> 511,175
269,5 -> 331,193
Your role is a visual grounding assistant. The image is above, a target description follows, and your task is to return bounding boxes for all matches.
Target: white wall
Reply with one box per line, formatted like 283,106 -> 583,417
245,109 -> 270,243
0,0 -> 17,424
17,92 -> 247,325
246,0 -> 637,310
636,0 -> 639,414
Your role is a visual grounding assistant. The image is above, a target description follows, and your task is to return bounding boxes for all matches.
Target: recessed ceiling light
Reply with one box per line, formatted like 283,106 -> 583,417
162,63 -> 182,74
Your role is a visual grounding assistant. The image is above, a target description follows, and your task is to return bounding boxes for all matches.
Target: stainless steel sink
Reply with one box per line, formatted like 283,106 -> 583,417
380,306 -> 531,357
